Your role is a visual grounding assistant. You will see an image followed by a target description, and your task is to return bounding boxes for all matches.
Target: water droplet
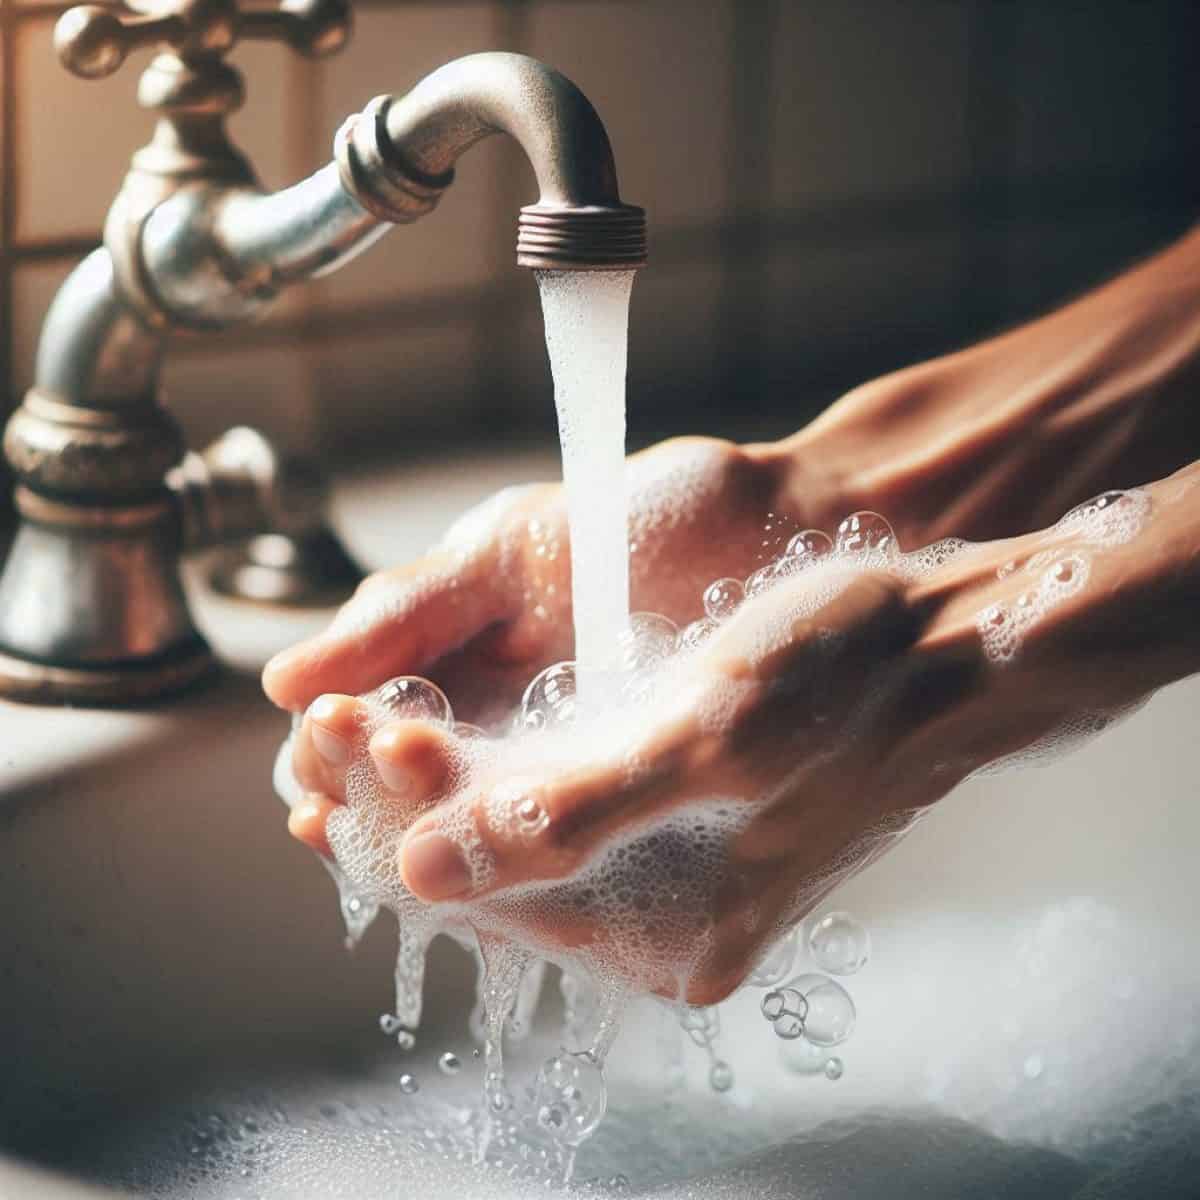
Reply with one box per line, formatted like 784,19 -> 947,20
708,1060 -> 734,1092
375,676 -> 453,725
535,1051 -> 607,1141
521,661 -> 577,729
608,1174 -> 631,1192
1023,1053 -> 1044,1081
679,1005 -> 721,1047
835,511 -> 896,557
985,605 -> 1008,627
379,1013 -> 401,1036
808,911 -> 870,975
395,1030 -> 416,1051
703,577 -> 745,622
1053,560 -> 1073,582
437,1051 -> 461,1075
786,529 -> 833,560
824,1056 -> 844,1081
399,1074 -> 419,1095
784,974 -> 856,1046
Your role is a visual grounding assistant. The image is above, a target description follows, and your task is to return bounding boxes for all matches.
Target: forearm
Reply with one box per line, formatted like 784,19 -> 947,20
757,224 -> 1200,549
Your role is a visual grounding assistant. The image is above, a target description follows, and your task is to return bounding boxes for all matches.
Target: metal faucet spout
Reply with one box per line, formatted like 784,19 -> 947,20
0,23 -> 645,704
339,51 -> 647,270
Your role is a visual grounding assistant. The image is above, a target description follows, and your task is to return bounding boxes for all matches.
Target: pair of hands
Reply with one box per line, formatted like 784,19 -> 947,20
265,229 -> 1200,1002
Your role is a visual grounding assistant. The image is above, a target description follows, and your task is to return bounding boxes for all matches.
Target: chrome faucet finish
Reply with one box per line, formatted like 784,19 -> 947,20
0,0 -> 645,705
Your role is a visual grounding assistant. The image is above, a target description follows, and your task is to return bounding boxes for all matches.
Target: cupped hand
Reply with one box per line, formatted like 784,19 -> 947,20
264,436 -> 813,726
282,466 -> 1200,1001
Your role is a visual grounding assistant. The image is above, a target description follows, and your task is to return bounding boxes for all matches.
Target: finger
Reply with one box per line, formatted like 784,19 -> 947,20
368,719 -> 458,812
263,549 -> 511,712
287,793 -> 338,859
293,694 -> 369,796
398,696 -> 711,905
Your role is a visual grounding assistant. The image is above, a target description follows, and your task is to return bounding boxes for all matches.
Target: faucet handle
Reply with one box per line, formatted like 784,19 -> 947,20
55,0 -> 350,81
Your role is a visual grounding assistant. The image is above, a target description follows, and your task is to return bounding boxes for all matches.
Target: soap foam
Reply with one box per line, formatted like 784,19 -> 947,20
274,487 -> 1158,1182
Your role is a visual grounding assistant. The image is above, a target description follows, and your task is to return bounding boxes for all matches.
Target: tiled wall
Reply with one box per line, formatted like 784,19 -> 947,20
2,0 -> 1197,472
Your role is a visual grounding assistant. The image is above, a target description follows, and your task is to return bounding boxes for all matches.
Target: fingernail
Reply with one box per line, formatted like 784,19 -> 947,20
308,698 -> 351,766
372,755 -> 415,795
401,831 -> 473,901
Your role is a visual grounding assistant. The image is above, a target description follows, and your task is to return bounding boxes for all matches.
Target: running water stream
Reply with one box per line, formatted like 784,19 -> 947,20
534,269 -> 637,713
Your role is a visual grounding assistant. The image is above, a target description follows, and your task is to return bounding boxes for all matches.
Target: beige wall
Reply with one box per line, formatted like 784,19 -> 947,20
4,0 -> 1197,466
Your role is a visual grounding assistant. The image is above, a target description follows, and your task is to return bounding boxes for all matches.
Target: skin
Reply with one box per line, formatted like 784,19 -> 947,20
265,226 -> 1200,1003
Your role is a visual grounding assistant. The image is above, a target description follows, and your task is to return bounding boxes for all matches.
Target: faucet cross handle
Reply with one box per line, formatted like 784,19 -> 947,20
55,0 -> 351,81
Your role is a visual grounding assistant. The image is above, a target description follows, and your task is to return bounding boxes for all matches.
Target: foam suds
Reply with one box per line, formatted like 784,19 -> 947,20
270,485 -> 1157,1187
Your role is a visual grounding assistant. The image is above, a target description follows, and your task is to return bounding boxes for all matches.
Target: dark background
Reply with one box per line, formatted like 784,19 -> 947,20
2,0 -> 1198,489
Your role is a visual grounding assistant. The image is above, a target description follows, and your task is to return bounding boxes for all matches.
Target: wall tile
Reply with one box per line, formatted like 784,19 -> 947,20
770,1 -> 971,212
163,343 -> 319,454
15,20 -> 143,241
766,230 -> 966,402
526,0 -> 736,229
307,3 -> 509,309
1008,1 -> 1191,180
310,316 -> 481,454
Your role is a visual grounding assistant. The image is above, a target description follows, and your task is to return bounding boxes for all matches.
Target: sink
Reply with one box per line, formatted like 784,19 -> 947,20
3,445 -> 1198,1198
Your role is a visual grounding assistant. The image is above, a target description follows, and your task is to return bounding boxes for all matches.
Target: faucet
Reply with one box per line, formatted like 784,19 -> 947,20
0,0 -> 646,706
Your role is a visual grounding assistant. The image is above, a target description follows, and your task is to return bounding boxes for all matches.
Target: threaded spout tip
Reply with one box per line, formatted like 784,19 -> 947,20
516,204 -> 646,271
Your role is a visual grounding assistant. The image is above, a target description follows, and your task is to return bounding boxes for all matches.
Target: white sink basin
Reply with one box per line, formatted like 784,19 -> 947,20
2,446 -> 1198,1198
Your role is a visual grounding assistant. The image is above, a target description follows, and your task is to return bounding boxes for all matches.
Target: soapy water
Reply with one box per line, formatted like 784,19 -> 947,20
270,486 -> 1157,1188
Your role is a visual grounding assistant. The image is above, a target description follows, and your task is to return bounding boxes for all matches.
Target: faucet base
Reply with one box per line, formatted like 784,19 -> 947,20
0,640 -> 217,707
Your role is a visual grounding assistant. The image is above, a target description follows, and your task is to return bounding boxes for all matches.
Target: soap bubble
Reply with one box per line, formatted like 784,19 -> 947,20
521,661 -> 577,730
535,1051 -> 607,1142
398,1074 -> 419,1095
824,1056 -> 844,1081
703,578 -> 745,622
438,1052 -> 461,1075
395,1030 -> 416,1051
708,1060 -> 734,1092
746,564 -> 782,596
835,511 -> 896,558
378,1014 -> 402,1036
780,1036 -> 831,1075
786,529 -> 833,560
678,617 -> 718,650
619,613 -> 679,671
747,928 -> 798,987
807,911 -> 870,975
784,974 -> 856,1047
772,1011 -> 806,1040
375,676 -> 453,725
